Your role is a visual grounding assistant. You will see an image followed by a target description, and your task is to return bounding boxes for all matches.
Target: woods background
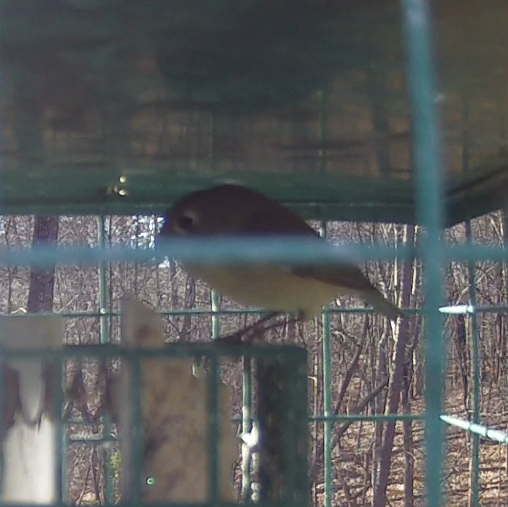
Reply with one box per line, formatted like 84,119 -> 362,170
1,212 -> 507,507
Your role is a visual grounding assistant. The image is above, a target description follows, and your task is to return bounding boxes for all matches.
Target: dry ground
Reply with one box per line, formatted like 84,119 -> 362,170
312,387 -> 508,506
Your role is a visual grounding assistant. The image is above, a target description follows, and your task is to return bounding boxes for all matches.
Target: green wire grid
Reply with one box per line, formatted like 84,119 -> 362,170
3,226 -> 505,507
1,344 -> 309,507
402,1 -> 444,506
4,229 -> 505,507
2,1 -> 508,506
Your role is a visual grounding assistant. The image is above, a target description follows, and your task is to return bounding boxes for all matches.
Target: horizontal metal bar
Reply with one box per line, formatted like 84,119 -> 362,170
440,415 -> 508,445
0,503 -> 246,507
439,304 -> 508,314
2,307 -> 430,319
0,239 -> 507,268
311,414 -> 424,422
67,414 -> 508,440
67,413 -> 427,430
0,343 -> 306,360
67,437 -> 116,445
5,304 -> 507,320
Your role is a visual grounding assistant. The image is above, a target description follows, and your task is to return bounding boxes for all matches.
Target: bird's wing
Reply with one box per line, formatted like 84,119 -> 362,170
241,209 -> 319,236
291,264 -> 377,292
241,210 -> 375,291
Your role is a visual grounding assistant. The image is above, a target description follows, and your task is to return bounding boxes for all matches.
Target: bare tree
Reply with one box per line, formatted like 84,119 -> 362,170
373,225 -> 416,507
27,216 -> 59,313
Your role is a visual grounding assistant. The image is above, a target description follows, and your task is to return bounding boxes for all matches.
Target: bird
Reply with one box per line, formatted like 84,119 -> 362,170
157,184 -> 404,330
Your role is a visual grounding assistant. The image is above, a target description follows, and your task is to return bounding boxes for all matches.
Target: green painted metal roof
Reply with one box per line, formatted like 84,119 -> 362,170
2,0 -> 508,224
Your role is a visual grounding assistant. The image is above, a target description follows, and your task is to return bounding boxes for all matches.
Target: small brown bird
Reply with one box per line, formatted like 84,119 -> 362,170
158,184 -> 403,322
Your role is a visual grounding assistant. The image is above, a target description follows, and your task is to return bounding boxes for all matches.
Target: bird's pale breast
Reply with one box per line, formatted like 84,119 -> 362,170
186,264 -> 342,319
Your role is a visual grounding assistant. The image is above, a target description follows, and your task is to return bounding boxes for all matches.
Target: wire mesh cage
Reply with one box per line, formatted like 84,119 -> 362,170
1,1 -> 508,507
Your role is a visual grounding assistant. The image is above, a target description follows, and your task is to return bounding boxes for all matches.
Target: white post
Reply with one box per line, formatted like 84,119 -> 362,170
0,316 -> 63,503
2,419 -> 57,502
118,298 -> 237,502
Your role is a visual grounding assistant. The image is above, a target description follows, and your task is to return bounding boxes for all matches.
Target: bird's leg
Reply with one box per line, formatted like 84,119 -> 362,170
216,312 -> 281,345
243,313 -> 302,343
217,312 -> 303,345
198,313 -> 303,370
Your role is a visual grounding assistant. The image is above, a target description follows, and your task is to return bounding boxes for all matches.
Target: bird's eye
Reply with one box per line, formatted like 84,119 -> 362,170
174,211 -> 198,232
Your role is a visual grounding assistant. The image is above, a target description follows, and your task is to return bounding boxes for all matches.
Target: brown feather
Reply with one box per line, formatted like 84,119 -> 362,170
159,184 -> 405,321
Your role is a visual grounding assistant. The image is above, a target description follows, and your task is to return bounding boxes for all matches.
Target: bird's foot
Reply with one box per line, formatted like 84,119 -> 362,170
215,312 -> 282,345
216,312 -> 304,345
216,329 -> 251,345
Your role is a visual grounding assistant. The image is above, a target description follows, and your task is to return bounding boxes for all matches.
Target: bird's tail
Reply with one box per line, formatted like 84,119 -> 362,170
362,289 -> 405,321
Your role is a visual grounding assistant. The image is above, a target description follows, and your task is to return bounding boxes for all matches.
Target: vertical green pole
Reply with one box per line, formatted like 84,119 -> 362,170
0,4 -> 4,494
0,335 -> 3,496
465,220 -> 480,507
98,216 -> 109,345
318,90 -> 332,507
209,111 -> 219,343
207,351 -> 220,503
241,359 -> 252,501
211,291 -> 220,339
97,216 -> 113,502
400,1 -> 444,506
461,98 -> 480,506
207,110 -> 224,501
320,221 -> 332,507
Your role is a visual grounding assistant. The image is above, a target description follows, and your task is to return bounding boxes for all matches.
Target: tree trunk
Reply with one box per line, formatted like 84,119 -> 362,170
402,362 -> 414,507
373,225 -> 415,507
27,216 -> 59,313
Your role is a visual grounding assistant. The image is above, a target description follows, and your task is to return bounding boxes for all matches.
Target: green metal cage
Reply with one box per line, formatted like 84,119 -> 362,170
1,0 -> 508,506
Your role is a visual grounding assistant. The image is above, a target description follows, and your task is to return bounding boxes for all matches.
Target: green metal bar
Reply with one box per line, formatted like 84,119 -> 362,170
311,414 -> 425,422
97,217 -> 109,341
8,304 -> 508,320
208,289 -> 222,502
206,351 -> 220,503
66,412 -> 430,441
97,215 -> 114,503
0,502 -> 255,507
67,437 -> 117,444
0,343 -> 307,360
317,92 -> 332,507
0,502 -> 246,507
1,306 -> 437,319
81,408 -> 504,430
3,241 -> 508,268
0,503 -> 244,507
439,305 -> 508,315
440,416 -> 508,445
319,221 -> 332,507
461,91 -> 480,505
465,220 -> 481,506
0,42 -> 3,488
0,334 -> 4,495
400,1 -> 445,506
67,411 -> 428,426
67,413 -> 427,427
211,291 -> 220,340
240,358 -> 253,501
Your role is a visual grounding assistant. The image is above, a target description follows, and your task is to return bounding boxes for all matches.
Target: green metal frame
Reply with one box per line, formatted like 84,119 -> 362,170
3,1 -> 508,224
2,1 -> 508,506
